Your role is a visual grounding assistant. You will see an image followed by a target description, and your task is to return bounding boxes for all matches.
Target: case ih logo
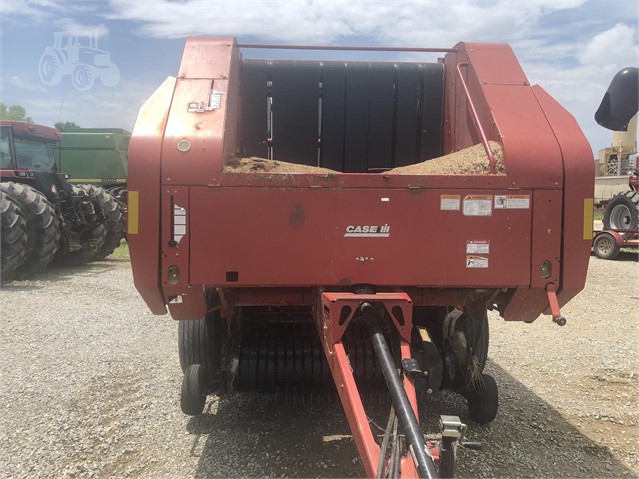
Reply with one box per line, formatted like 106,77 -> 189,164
344,224 -> 391,238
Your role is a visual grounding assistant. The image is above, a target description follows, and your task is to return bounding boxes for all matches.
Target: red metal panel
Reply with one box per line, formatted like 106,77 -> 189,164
503,287 -> 548,322
481,85 -> 563,187
128,76 -> 177,315
530,86 -> 593,308
461,43 -> 529,85
161,186 -> 190,288
178,36 -> 236,79
530,190 -> 562,288
189,187 -> 532,287
162,38 -> 240,187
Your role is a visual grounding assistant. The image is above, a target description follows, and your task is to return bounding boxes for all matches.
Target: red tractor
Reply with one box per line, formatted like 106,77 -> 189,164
128,38 -> 596,477
0,121 -> 125,281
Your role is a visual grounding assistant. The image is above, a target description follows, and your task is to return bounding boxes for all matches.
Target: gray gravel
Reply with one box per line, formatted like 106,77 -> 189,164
0,252 -> 637,478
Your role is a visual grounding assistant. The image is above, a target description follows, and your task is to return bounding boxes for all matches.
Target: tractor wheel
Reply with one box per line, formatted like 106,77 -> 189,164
178,289 -> 226,390
603,191 -> 639,230
181,364 -> 207,416
38,52 -> 62,86
0,182 -> 60,278
72,64 -> 94,91
593,232 -> 620,260
0,189 -> 28,282
60,185 -> 106,265
84,185 -> 125,259
466,373 -> 499,424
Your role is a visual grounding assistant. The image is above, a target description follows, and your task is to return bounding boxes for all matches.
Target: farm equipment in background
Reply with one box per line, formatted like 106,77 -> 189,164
593,67 -> 639,260
128,38 -> 595,477
38,31 -> 120,91
55,127 -> 130,203
0,121 -> 125,282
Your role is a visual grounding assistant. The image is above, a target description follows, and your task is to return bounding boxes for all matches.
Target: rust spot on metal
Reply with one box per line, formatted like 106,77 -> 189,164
289,204 -> 305,227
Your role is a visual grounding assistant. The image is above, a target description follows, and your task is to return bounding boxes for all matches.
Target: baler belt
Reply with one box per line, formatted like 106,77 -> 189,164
239,59 -> 445,172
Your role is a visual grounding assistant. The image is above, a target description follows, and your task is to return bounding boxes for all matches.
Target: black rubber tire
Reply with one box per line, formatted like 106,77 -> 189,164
84,185 -> 125,259
445,308 -> 489,374
181,364 -> 207,416
593,232 -> 620,260
178,289 -> 226,389
603,191 -> 639,230
467,373 -> 499,424
0,189 -> 28,282
0,182 -> 60,278
60,185 -> 106,265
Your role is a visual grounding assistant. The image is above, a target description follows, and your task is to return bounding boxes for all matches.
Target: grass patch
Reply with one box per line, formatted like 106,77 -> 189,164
109,241 -> 130,260
594,210 -> 604,221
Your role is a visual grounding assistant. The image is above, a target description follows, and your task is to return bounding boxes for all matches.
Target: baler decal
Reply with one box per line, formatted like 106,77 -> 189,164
173,204 -> 187,244
583,198 -> 594,240
440,194 -> 461,210
466,255 -> 489,268
462,195 -> 493,216
127,191 -> 139,235
344,225 -> 391,238
466,240 -> 490,254
494,194 -> 530,209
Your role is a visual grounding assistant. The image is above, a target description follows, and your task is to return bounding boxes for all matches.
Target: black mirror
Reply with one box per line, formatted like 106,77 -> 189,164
595,67 -> 638,131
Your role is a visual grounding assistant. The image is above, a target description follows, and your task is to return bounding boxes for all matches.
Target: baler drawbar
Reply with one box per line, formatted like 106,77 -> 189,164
128,38 -> 596,477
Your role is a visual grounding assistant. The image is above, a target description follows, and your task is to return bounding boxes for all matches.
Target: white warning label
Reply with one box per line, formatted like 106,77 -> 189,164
440,194 -> 461,211
466,255 -> 489,268
463,195 -> 492,216
466,240 -> 490,254
494,194 -> 531,209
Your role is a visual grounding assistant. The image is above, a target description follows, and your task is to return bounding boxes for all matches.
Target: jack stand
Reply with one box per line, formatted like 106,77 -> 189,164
546,284 -> 566,326
438,415 -> 466,479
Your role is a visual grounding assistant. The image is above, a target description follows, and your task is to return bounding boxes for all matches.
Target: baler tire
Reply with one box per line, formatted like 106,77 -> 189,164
85,185 -> 125,259
0,189 -> 28,282
178,289 -> 225,389
181,364 -> 207,416
466,373 -> 498,424
603,191 -> 639,230
0,182 -> 60,278
593,233 -> 620,260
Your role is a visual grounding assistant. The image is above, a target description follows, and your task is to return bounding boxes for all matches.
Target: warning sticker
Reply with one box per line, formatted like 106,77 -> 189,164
463,195 -> 492,216
440,194 -> 460,211
466,255 -> 489,268
466,240 -> 490,254
494,194 -> 531,209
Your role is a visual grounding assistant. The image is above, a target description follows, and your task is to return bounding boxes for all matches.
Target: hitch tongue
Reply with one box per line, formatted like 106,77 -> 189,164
545,284 -> 566,326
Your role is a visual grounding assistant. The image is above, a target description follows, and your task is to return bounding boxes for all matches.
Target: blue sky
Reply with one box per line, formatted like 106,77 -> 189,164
0,0 -> 637,156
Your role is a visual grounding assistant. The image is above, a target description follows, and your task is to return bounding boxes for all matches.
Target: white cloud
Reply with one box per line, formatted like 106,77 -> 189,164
11,75 -> 47,93
579,23 -> 639,68
53,19 -> 110,40
105,0 -> 590,46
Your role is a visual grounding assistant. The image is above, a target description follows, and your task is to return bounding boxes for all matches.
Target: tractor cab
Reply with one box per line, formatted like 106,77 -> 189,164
0,121 -> 60,173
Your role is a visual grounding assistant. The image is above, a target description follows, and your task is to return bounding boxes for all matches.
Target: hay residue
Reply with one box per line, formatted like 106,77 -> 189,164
387,141 -> 505,175
224,141 -> 505,175
224,156 -> 336,174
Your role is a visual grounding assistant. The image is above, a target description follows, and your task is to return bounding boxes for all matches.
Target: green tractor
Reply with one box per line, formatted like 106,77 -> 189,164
54,127 -> 130,203
0,121 -> 125,282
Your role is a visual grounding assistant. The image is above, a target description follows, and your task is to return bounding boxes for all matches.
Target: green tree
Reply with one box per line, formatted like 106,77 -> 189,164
0,103 -> 33,122
55,121 -> 81,130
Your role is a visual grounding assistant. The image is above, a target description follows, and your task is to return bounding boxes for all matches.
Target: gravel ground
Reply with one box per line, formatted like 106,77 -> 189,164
0,252 -> 637,478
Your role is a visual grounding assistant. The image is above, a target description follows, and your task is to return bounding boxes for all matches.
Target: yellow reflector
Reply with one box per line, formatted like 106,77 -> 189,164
128,191 -> 139,235
583,198 -> 594,240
